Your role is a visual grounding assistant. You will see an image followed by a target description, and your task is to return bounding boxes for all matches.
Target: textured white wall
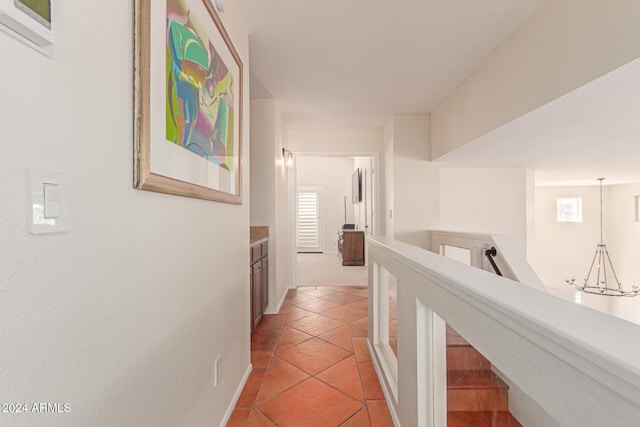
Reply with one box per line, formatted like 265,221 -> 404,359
250,101 -> 276,227
0,1 -> 251,426
250,100 -> 290,311
391,115 -> 436,249
532,186 -> 612,314
273,104 -> 291,305
296,156 -> 354,252
288,128 -> 383,153
431,0 -> 640,159
439,168 -> 531,256
608,183 -> 640,323
288,127 -> 384,237
352,156 -> 372,233
383,119 -> 395,239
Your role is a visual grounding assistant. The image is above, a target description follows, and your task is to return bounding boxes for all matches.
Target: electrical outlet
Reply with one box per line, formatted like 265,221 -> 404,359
214,355 -> 222,386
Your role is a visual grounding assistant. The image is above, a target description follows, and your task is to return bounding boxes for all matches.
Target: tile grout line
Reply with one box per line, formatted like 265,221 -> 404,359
233,287 -> 393,427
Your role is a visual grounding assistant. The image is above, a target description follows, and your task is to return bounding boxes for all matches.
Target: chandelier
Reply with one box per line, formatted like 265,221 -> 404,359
566,178 -> 639,297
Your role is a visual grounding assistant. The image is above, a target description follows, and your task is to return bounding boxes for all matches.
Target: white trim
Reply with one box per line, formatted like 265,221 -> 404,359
288,160 -> 297,289
430,230 -> 547,292
367,338 -> 401,427
368,236 -> 640,426
293,150 -> 380,236
265,285 -> 289,315
288,151 -> 380,289
219,363 -> 252,427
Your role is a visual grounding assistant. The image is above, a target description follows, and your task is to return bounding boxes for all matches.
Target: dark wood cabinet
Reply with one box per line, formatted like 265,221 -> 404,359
250,240 -> 269,331
338,230 -> 365,266
251,260 -> 262,329
261,257 -> 269,312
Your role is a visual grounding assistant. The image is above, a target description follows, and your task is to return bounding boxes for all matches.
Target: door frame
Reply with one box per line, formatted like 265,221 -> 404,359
288,151 -> 381,289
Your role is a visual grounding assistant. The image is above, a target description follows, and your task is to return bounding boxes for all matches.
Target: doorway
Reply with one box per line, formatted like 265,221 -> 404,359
290,153 -> 379,289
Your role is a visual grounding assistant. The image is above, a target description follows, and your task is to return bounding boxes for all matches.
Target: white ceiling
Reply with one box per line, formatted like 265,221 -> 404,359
238,0 -> 549,128
435,57 -> 640,186
237,0 -> 640,186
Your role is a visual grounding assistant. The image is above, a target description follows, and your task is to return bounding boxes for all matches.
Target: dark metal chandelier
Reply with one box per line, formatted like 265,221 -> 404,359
566,178 -> 639,297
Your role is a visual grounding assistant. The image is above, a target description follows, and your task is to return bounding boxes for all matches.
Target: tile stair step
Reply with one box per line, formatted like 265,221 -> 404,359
448,411 -> 523,427
447,370 -> 509,412
446,325 -> 471,346
447,387 -> 509,412
447,345 -> 491,371
448,370 -> 509,390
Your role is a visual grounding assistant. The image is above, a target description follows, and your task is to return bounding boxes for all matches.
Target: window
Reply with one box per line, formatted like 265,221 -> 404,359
296,186 -> 323,252
557,197 -> 582,222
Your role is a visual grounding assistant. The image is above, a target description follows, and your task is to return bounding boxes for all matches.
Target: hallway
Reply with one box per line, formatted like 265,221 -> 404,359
228,286 -> 393,426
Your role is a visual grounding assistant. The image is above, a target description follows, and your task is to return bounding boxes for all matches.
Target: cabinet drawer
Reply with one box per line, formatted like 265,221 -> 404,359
251,244 -> 262,264
261,241 -> 268,257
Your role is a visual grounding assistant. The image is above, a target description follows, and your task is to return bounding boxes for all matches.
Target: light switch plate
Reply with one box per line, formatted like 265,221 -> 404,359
27,168 -> 68,234
0,0 -> 53,46
0,0 -> 54,57
43,183 -> 60,218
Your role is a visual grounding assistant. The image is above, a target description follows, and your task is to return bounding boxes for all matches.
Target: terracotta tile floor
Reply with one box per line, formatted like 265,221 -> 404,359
228,286 -> 394,427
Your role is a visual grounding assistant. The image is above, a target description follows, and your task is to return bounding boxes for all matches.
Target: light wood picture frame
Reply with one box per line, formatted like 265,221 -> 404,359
134,0 -> 243,204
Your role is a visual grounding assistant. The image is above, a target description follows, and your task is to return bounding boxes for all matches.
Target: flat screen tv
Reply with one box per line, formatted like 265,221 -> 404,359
352,168 -> 362,203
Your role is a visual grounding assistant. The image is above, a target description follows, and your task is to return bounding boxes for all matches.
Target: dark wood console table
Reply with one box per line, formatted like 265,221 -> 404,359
338,230 -> 365,266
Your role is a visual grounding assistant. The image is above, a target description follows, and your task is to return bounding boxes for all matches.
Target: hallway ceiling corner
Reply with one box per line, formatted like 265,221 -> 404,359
238,0 -> 549,129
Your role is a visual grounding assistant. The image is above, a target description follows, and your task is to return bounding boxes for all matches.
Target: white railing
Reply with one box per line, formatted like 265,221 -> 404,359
366,235 -> 640,427
430,230 -> 547,291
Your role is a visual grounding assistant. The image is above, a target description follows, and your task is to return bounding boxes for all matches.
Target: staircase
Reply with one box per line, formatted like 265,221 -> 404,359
447,327 -> 522,427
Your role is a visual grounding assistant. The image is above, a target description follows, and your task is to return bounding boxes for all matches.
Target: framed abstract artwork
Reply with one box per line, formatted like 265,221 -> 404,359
134,0 -> 243,203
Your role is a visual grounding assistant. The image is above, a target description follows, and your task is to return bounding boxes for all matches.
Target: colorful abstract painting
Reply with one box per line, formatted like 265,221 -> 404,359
166,0 -> 235,172
135,0 -> 242,203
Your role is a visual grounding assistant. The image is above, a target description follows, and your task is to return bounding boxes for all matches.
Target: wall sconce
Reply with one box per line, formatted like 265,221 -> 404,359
282,148 -> 294,168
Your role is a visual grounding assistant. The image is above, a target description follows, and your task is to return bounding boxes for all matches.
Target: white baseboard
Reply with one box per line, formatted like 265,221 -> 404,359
219,363 -> 252,427
265,287 -> 289,314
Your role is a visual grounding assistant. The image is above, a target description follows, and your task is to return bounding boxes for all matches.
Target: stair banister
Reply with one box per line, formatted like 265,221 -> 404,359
366,235 -> 640,427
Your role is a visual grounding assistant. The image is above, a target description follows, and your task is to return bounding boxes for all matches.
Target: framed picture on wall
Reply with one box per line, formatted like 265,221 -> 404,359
134,0 -> 243,204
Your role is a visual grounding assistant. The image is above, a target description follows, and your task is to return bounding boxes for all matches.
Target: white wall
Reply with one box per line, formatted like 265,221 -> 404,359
250,101 -> 276,224
608,183 -> 640,323
288,128 -> 383,153
532,186 -> 612,314
439,168 -> 532,256
250,100 -> 290,312
431,0 -> 640,159
288,128 -> 384,237
273,106 -> 291,306
392,115 -> 437,249
0,2 -> 250,426
352,156 -> 373,233
383,120 -> 395,239
535,183 -> 640,321
296,157 -> 354,252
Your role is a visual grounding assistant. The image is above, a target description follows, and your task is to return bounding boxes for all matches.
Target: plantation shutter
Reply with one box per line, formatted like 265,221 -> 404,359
297,187 -> 321,252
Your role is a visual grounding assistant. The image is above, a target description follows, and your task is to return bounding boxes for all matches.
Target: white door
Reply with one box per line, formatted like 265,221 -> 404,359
296,186 -> 323,253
